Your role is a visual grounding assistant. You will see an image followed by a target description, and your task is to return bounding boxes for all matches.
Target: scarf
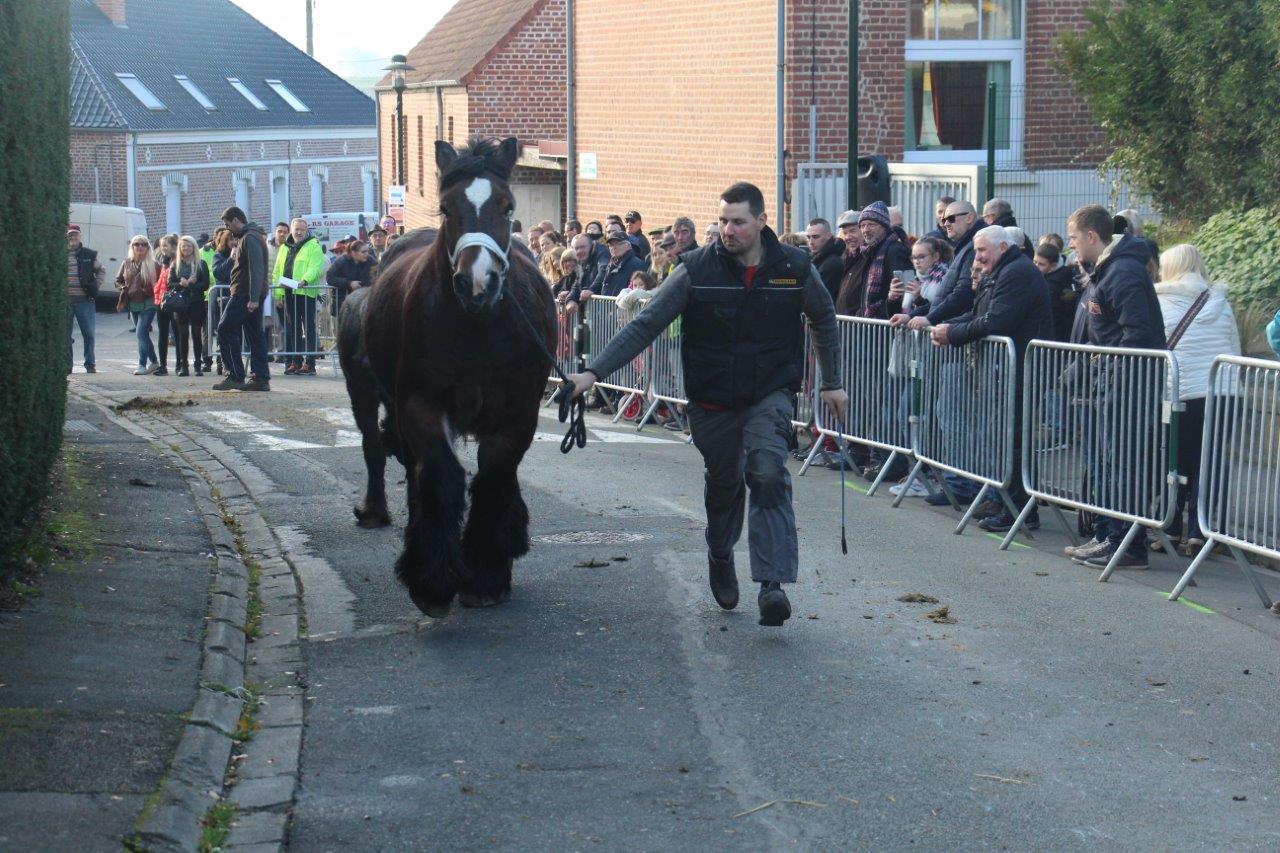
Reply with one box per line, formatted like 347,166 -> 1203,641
858,232 -> 898,318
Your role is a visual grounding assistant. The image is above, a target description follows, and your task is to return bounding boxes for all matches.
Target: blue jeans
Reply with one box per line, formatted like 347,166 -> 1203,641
216,292 -> 270,382
67,300 -> 96,370
135,306 -> 158,368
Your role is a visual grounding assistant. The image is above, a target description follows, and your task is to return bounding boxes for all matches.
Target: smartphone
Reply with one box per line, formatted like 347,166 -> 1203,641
893,269 -> 917,284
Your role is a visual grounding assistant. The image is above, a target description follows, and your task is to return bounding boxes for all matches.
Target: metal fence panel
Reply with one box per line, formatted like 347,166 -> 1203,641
584,295 -> 646,397
792,322 -> 816,430
1016,340 -> 1179,579
646,318 -> 686,405
1170,356 -> 1278,607
206,283 -> 341,375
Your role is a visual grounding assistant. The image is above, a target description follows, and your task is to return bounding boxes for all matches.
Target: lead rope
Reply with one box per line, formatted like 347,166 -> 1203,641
507,294 -> 587,454
837,418 -> 848,555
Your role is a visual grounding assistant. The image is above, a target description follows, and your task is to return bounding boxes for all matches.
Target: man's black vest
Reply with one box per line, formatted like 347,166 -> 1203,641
74,247 -> 100,298
679,228 -> 809,409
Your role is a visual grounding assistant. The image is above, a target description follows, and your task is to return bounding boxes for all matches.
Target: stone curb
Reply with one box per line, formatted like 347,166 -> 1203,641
72,388 -> 306,852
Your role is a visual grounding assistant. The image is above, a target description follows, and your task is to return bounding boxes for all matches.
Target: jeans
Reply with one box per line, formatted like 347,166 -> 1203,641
217,292 -> 270,382
67,300 -> 96,370
135,306 -> 158,368
283,292 -> 317,367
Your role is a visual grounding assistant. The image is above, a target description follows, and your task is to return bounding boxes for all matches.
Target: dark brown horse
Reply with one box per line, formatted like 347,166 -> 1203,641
363,137 -> 555,616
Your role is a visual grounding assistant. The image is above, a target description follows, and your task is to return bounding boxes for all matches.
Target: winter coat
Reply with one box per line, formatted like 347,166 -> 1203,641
834,233 -> 910,318
212,250 -> 233,287
229,223 -> 270,302
627,231 -> 651,261
326,253 -> 376,315
271,234 -> 325,298
811,237 -> 846,304
1268,309 -> 1280,358
920,219 -> 983,322
589,249 -> 648,298
1073,233 -> 1166,349
1155,275 -> 1241,400
155,259 -> 210,319
993,212 -> 1035,258
1044,264 -> 1080,342
114,258 -> 158,306
947,247 -> 1054,365
909,261 -> 950,316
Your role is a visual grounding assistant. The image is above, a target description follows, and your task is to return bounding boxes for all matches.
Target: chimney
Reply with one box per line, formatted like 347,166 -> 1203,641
94,0 -> 126,26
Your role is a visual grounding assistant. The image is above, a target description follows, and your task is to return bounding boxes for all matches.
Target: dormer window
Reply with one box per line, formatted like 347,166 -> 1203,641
115,73 -> 165,110
227,77 -> 268,110
265,80 -> 310,113
174,75 -> 216,110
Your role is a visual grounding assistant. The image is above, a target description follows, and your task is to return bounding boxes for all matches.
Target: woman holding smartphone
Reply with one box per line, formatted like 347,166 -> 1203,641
889,236 -> 952,316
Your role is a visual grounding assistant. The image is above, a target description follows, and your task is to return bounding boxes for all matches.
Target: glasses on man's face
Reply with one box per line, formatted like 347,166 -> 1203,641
942,214 -> 967,224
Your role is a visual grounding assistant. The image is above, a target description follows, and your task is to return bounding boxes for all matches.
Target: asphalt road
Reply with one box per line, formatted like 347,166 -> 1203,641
77,312 -> 1280,850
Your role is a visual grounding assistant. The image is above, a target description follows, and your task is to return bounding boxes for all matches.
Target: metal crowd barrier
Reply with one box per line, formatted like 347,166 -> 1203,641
1170,356 -> 1278,607
907,333 -> 1019,529
584,295 -> 648,421
544,305 -> 584,407
1012,340 -> 1181,580
206,283 -> 341,377
792,322 -> 817,431
636,317 -> 689,434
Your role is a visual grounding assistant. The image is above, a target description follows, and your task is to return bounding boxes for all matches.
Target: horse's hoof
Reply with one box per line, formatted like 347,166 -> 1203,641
409,588 -> 454,618
353,505 -> 391,528
458,588 -> 512,608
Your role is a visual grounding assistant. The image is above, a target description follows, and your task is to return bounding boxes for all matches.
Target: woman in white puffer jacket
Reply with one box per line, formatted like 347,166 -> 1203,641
1154,244 -> 1242,554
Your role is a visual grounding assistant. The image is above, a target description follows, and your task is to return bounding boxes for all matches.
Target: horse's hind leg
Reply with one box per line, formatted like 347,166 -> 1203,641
395,394 -> 464,617
350,381 -> 391,528
459,430 -> 533,607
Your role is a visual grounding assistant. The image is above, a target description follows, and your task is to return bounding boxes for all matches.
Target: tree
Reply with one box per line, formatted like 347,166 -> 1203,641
1061,0 -> 1280,220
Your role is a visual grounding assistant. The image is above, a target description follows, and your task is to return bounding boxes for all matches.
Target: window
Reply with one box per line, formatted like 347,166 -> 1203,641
227,77 -> 268,110
115,73 -> 165,110
265,80 -> 310,113
904,0 -> 1024,163
173,75 -> 216,110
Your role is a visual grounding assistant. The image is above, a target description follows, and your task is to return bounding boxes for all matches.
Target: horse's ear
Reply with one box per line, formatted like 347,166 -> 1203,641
493,137 -> 519,179
435,140 -> 458,174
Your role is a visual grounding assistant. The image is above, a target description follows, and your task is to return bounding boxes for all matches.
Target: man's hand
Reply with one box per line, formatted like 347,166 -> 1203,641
247,300 -> 260,313
579,289 -> 593,303
888,276 -> 904,298
930,323 -> 951,346
889,312 -> 910,328
565,370 -> 598,400
820,388 -> 849,426
563,299 -> 577,314
349,281 -> 360,291
906,315 -> 930,331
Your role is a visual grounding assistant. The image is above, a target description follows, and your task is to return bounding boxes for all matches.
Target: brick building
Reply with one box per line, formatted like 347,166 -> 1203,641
376,0 -> 568,231
70,0 -> 376,241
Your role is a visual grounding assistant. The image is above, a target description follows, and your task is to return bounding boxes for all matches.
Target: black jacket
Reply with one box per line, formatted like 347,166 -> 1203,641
212,250 -> 233,287
229,223 -> 268,301
588,249 -> 648,297
948,248 -> 1053,364
1044,265 -> 1079,343
921,218 -> 982,322
1074,234 -> 1166,349
326,254 -> 376,315
72,247 -> 102,298
627,231 -> 651,261
811,237 -> 846,304
994,212 -> 1035,258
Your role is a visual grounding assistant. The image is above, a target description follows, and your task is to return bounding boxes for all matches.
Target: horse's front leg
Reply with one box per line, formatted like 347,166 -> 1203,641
350,383 -> 391,528
395,392 -> 465,617
459,423 -> 535,607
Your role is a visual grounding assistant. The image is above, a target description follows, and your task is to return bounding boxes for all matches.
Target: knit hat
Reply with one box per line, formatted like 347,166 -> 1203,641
858,201 -> 891,229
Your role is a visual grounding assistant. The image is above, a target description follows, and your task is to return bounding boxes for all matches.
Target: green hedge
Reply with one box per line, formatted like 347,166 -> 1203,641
0,4 -> 70,565
1192,208 -> 1280,309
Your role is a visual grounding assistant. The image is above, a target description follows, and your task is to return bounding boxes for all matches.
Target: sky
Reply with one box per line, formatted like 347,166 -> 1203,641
230,0 -> 455,92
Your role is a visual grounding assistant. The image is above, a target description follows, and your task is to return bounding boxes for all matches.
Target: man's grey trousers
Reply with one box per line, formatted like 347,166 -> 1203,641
687,390 -> 799,584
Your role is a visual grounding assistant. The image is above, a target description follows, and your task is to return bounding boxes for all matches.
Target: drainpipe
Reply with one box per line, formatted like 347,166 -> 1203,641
775,0 -> 786,227
847,0 -> 859,208
125,132 -> 137,209
565,0 -> 576,222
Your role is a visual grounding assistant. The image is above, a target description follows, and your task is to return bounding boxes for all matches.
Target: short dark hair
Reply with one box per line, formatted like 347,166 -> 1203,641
721,182 -> 765,217
937,196 -> 956,206
565,219 -> 582,231
807,217 -> 831,232
1034,242 -> 1061,265
1068,204 -> 1114,242
274,221 -> 289,230
511,219 -> 523,233
221,206 -> 247,224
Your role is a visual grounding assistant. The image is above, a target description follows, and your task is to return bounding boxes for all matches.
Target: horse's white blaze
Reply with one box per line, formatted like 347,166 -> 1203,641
464,177 -> 492,218
464,237 -> 493,296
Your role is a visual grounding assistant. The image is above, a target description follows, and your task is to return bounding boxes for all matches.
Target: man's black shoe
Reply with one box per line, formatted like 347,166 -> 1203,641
972,499 -> 1003,520
926,490 -> 974,508
242,376 -> 270,392
708,554 -> 738,610
757,582 -> 791,627
977,511 -> 1038,533
211,377 -> 244,391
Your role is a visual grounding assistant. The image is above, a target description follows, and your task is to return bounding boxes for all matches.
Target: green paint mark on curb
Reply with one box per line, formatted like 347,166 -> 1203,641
843,481 -> 869,495
1157,590 -> 1214,615
985,532 -> 1031,550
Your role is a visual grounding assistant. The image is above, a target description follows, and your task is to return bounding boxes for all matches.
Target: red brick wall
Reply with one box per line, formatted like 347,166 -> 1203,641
380,86 -> 472,229
467,0 -> 566,143
575,0 -> 779,230
70,131 -> 128,207
1023,0 -> 1108,169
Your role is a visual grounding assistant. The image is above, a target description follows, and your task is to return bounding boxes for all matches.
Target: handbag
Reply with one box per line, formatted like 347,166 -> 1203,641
161,287 -> 190,315
886,329 -> 910,378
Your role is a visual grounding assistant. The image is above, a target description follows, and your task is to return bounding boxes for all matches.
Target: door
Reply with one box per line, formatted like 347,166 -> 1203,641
510,183 -> 562,231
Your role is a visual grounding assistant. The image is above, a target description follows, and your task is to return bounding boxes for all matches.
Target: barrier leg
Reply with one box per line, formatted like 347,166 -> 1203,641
797,440 -> 824,477
544,386 -> 562,409
612,391 -> 638,424
866,450 -> 899,497
999,498 -> 1038,551
1169,538 -> 1213,601
955,483 -> 991,534
997,489 -> 1033,540
1048,503 -> 1080,547
636,398 -> 661,432
1229,545 -> 1274,608
892,459 -> 926,508
1097,522 -> 1141,582
1155,529 -> 1178,559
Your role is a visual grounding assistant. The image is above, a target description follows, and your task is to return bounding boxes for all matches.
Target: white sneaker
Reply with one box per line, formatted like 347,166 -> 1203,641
889,477 -> 930,498
1065,538 -> 1110,559
132,366 -> 150,375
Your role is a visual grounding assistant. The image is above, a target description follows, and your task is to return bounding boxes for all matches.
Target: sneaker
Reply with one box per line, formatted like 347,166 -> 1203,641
298,364 -> 317,375
972,499 -> 1004,520
889,477 -> 930,498
85,366 -> 96,374
1082,548 -> 1148,570
757,582 -> 791,627
284,364 -> 299,375
177,366 -> 190,377
152,367 -> 169,376
1064,538 -> 1110,559
663,420 -> 684,431
242,376 -> 270,392
860,464 -> 881,482
926,490 -> 975,508
211,377 -> 245,391
821,451 -> 847,471
978,511 -> 1038,533
133,366 -> 151,376
708,554 -> 738,610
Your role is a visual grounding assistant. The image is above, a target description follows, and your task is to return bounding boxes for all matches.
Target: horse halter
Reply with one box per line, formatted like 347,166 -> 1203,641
447,230 -> 511,278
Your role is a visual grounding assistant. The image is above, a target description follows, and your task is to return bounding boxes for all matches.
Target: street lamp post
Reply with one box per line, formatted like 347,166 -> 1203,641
384,55 -> 413,188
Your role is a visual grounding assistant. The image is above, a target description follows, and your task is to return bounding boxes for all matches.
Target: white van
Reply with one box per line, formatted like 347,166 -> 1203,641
68,203 -> 147,310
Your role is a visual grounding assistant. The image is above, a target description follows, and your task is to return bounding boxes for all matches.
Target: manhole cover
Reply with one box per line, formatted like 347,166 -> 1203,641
534,531 -> 652,545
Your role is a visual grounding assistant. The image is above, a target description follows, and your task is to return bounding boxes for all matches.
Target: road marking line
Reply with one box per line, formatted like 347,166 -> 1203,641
249,433 -> 326,451
986,533 -> 1031,550
198,409 -> 282,432
316,407 -> 356,428
1156,590 -> 1215,614
589,429 -> 673,444
334,430 -> 363,447
842,481 -> 868,495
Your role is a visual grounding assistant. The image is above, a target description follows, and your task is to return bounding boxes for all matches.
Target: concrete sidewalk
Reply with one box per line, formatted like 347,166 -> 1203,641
0,397 -> 215,851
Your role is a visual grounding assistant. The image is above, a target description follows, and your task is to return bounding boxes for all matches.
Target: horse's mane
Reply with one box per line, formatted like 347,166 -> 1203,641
439,137 -> 514,190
